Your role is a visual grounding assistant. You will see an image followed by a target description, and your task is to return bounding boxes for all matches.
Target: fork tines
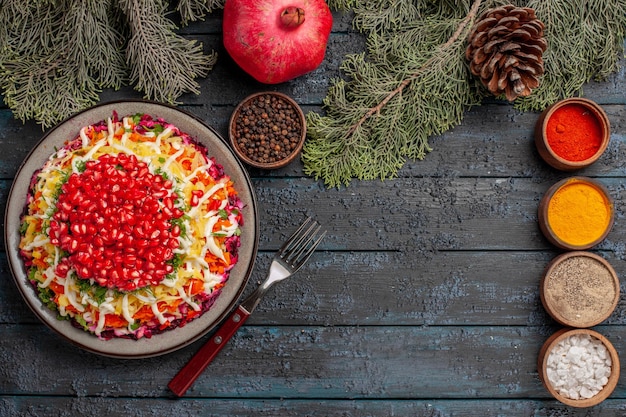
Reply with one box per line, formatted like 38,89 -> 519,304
280,217 -> 326,270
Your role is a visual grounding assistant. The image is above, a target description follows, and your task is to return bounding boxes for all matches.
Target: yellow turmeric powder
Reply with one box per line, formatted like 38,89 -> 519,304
547,179 -> 612,247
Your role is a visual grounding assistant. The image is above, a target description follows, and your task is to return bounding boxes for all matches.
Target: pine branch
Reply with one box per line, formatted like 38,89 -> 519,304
0,1 -> 124,127
119,0 -> 217,104
177,0 -> 224,25
303,0 -> 626,187
302,0 -> 485,188
0,0 -> 219,128
516,0 -> 626,111
60,0 -> 127,90
1,54 -> 101,128
348,0 -> 483,137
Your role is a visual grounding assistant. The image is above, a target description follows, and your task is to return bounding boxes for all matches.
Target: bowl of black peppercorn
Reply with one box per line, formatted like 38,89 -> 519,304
229,92 -> 306,169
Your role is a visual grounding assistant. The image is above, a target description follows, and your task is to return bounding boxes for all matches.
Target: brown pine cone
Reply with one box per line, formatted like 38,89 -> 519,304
465,5 -> 547,101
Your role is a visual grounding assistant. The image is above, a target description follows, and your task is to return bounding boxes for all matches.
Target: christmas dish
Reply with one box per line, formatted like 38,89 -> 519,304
5,101 -> 258,358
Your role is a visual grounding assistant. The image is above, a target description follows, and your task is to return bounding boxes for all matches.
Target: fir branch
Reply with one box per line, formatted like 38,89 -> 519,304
516,0 -> 626,111
60,0 -> 127,90
303,0 -> 626,187
302,0 -> 484,188
0,0 -> 124,127
119,0 -> 217,104
350,0 -> 482,137
1,54 -> 101,128
177,0 -> 224,25
0,0 -> 218,128
326,0 -> 358,10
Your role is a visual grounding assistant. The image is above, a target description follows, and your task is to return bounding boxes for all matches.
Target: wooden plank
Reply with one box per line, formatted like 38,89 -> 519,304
2,397 -> 626,417
0,11 -> 625,417
5,174 -> 626,252
0,324 -> 625,400
3,248 -> 626,326
400,104 -> 626,179
251,176 -> 626,252
2,102 -> 625,181
0,250 -> 555,326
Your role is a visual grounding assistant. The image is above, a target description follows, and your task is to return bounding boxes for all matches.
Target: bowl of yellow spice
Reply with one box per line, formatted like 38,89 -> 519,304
538,177 -> 614,250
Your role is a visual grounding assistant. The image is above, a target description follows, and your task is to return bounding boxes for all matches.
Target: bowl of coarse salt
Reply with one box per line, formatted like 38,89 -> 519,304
538,328 -> 620,407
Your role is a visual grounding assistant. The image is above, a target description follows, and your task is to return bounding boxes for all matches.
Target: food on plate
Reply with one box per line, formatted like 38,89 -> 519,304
19,112 -> 244,340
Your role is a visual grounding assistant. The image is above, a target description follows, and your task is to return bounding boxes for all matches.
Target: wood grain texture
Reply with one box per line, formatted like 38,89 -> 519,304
1,324 -> 625,400
1,8 -> 626,417
4,398 -> 626,417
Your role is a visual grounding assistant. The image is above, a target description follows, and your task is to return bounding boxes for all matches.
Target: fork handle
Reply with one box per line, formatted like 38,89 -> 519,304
168,305 -> 251,397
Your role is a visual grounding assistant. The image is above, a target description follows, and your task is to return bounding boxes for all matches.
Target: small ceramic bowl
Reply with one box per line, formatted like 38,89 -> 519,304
540,251 -> 619,328
538,328 -> 620,408
535,97 -> 610,171
229,91 -> 306,169
538,177 -> 614,250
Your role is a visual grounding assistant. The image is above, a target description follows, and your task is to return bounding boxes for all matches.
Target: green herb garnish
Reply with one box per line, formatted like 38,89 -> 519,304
19,221 -> 29,236
75,159 -> 87,173
170,216 -> 188,238
37,286 -> 57,311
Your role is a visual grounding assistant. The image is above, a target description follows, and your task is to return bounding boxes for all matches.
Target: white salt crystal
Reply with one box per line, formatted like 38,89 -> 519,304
595,366 -> 608,379
580,386 -> 594,399
545,333 -> 612,400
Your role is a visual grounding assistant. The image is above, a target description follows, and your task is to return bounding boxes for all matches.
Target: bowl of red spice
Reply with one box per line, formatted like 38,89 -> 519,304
538,177 -> 614,250
229,91 -> 306,169
535,97 -> 610,171
540,251 -> 619,328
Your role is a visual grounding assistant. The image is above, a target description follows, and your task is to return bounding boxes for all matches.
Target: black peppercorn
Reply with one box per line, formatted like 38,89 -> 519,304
231,93 -> 303,166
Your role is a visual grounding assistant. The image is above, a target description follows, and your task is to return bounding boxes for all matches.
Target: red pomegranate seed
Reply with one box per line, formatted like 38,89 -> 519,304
49,152 -> 183,292
55,262 -> 70,278
152,190 -> 167,199
190,190 -> 203,207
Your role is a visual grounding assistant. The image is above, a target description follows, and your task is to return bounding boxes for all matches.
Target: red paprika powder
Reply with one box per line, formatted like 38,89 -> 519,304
546,103 -> 603,161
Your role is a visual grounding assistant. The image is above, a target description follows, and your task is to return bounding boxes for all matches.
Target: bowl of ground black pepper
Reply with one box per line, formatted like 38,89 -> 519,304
540,251 -> 620,328
229,92 -> 306,169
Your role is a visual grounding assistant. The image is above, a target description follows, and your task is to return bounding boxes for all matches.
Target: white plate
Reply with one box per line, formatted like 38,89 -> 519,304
4,100 -> 259,358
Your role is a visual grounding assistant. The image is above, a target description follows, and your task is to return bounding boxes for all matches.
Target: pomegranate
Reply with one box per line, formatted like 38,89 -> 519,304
222,0 -> 333,84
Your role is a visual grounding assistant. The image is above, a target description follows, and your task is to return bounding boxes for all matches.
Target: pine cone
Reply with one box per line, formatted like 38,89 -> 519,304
465,5 -> 547,101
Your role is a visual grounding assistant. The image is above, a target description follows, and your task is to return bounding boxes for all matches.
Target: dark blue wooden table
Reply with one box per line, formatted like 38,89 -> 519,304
1,9 -> 626,417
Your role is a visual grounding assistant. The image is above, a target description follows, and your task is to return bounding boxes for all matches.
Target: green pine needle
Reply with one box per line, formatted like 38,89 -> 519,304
303,0 -> 486,187
516,0 -> 626,111
176,0 -> 224,25
0,0 -> 217,128
303,0 -> 626,187
120,0 -> 217,104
